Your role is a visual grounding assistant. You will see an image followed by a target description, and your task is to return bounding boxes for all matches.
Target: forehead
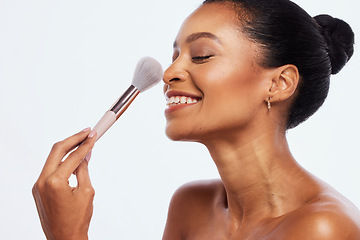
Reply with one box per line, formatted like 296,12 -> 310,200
174,3 -> 241,47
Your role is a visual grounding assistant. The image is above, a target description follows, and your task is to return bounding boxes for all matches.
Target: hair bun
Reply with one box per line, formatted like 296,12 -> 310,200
314,14 -> 355,75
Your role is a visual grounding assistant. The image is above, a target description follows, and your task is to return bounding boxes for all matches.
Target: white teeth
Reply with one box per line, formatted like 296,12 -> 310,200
174,96 -> 180,103
166,98 -> 172,105
166,95 -> 200,106
169,96 -> 175,105
180,96 -> 187,104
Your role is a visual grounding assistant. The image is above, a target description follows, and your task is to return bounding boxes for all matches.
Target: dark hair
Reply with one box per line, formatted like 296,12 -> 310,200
203,0 -> 355,129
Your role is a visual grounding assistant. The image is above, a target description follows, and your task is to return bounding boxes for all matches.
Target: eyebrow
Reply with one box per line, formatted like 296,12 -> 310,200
173,32 -> 221,48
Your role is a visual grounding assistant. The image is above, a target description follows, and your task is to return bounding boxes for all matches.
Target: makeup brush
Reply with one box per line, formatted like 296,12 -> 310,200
92,56 -> 163,141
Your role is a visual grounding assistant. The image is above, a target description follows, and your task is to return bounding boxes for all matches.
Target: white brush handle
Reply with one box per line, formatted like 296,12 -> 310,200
93,110 -> 117,141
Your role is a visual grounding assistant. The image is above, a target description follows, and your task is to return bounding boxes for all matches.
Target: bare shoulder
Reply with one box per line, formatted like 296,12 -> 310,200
275,193 -> 360,240
162,179 -> 224,240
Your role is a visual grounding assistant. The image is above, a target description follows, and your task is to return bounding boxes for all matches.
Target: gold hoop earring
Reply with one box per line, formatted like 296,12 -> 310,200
267,97 -> 271,111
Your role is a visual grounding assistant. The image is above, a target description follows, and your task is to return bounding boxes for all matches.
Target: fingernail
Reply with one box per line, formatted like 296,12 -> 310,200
85,150 -> 92,162
88,130 -> 97,138
81,127 -> 91,132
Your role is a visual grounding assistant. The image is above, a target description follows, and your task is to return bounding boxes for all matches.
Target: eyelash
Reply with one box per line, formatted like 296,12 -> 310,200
191,55 -> 213,63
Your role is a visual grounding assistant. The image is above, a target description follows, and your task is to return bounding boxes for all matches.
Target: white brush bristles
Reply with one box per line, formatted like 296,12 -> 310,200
131,56 -> 163,93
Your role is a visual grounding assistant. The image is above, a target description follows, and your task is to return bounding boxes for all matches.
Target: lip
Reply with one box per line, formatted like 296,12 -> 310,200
164,90 -> 202,115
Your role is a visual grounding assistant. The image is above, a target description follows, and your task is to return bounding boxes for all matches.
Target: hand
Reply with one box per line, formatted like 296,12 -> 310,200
32,128 -> 97,240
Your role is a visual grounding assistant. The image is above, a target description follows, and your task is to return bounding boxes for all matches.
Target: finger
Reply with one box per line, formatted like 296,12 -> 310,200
72,150 -> 92,175
75,161 -> 96,206
40,128 -> 91,178
56,131 -> 97,179
75,160 -> 94,192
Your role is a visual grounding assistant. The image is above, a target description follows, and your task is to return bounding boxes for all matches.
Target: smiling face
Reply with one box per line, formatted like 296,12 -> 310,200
163,3 -> 274,143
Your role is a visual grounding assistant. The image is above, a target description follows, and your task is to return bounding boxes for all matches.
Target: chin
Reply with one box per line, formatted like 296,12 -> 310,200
165,125 -> 200,142
166,128 -> 189,142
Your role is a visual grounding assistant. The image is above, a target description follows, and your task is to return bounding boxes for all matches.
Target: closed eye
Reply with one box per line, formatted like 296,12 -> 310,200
191,55 -> 213,63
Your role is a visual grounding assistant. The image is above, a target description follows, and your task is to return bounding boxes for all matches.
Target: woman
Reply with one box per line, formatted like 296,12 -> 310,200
33,0 -> 359,239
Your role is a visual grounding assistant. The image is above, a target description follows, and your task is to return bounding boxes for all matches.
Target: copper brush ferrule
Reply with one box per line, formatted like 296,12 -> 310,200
109,85 -> 140,120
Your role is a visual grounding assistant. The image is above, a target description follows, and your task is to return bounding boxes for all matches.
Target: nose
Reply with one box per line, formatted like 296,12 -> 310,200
162,58 -> 188,85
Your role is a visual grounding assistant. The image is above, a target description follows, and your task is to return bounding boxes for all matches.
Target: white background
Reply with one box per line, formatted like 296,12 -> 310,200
0,0 -> 359,239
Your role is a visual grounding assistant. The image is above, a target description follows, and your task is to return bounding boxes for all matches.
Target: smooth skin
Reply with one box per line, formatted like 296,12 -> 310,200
33,3 -> 360,240
162,3 -> 360,240
33,128 -> 96,240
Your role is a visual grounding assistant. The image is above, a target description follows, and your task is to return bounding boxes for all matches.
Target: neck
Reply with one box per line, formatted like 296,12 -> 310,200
202,126 -> 319,226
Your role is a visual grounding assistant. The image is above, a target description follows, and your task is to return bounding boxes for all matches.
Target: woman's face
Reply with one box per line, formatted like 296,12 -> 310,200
163,3 -> 271,143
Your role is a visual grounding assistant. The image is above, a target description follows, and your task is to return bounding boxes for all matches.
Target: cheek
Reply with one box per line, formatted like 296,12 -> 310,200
200,63 -> 261,106
197,63 -> 265,126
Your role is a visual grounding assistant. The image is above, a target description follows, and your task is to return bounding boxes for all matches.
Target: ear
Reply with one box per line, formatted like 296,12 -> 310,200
267,64 -> 299,103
